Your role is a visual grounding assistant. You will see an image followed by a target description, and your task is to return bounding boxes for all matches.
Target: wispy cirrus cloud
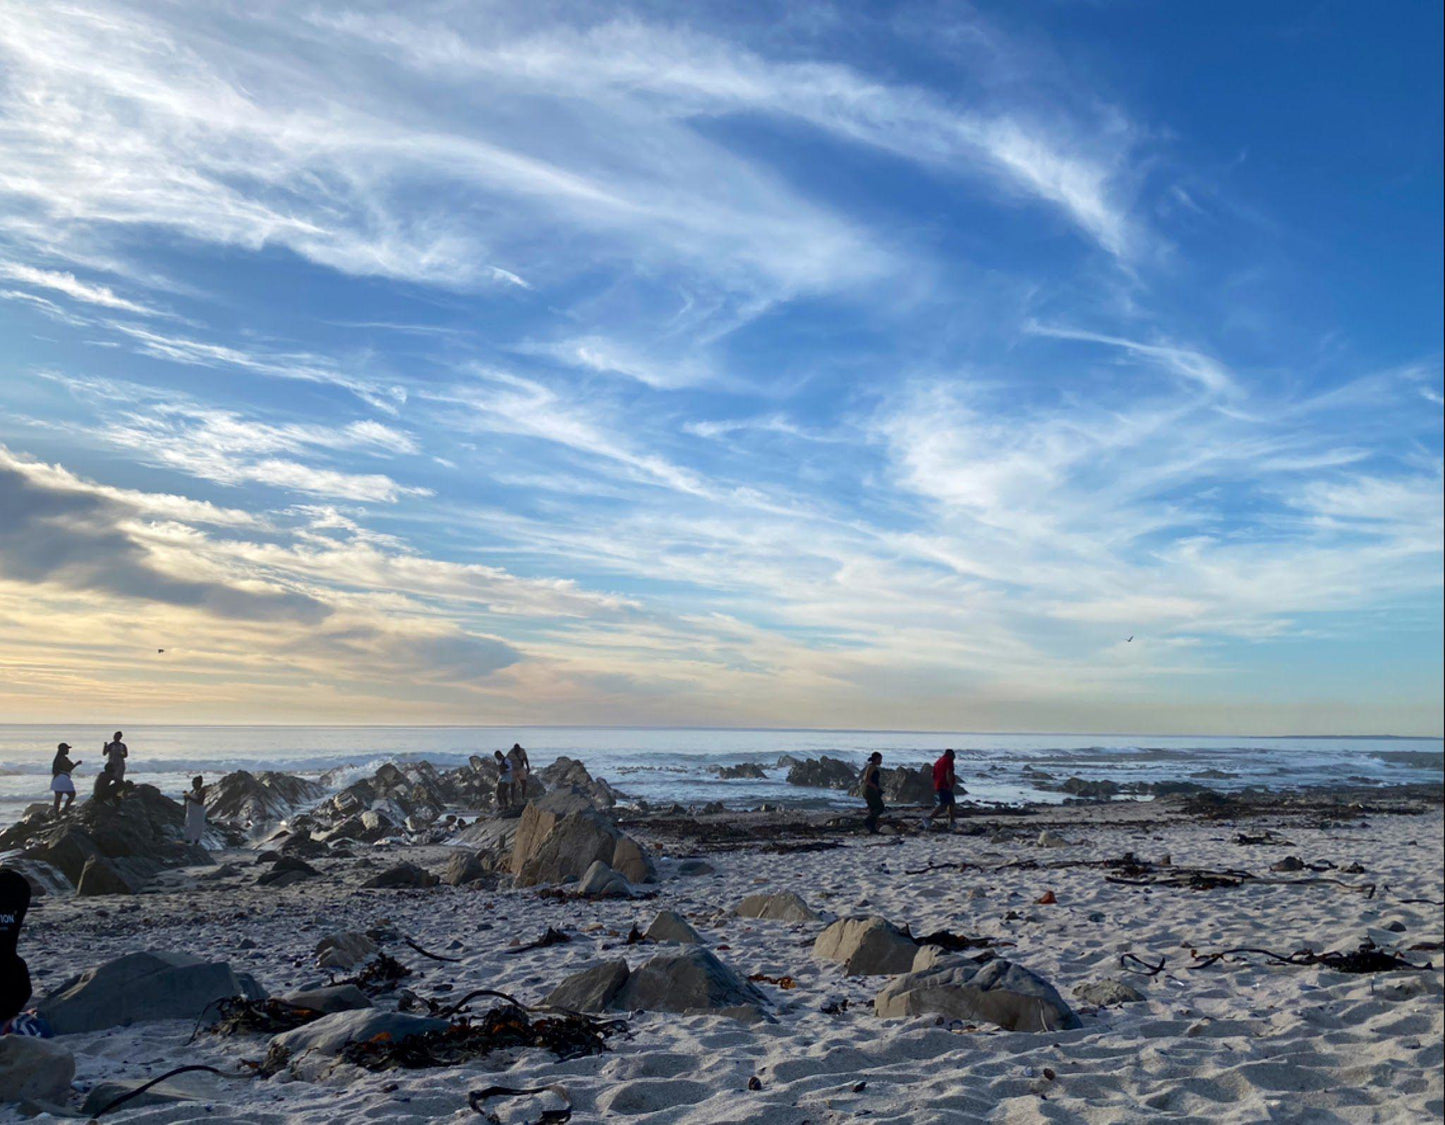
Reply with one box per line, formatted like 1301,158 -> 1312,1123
0,260 -> 160,316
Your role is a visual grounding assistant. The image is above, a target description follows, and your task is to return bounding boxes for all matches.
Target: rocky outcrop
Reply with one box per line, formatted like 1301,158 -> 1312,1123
878,766 -> 935,805
206,770 -> 325,829
2,857 -> 72,897
510,792 -> 654,888
873,955 -> 1080,1031
76,854 -> 143,896
38,950 -> 265,1035
0,1036 -> 75,1106
255,856 -> 320,888
714,763 -> 768,780
3,786 -> 210,888
539,757 -> 620,808
813,916 -> 918,975
734,891 -> 821,924
785,756 -> 857,790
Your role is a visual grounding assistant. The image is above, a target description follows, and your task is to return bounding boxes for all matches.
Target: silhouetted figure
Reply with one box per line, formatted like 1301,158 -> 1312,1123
102,730 -> 129,784
50,743 -> 81,814
494,750 -> 514,811
183,776 -> 207,845
861,751 -> 885,834
0,869 -> 32,1025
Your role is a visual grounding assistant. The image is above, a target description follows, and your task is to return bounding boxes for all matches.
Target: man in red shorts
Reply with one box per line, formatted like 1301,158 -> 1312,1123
921,748 -> 959,832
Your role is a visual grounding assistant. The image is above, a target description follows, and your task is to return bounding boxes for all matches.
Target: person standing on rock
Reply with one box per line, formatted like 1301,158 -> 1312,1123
506,743 -> 531,799
494,750 -> 514,811
183,776 -> 207,845
922,748 -> 959,832
49,743 -> 81,814
861,751 -> 885,834
102,731 -> 128,787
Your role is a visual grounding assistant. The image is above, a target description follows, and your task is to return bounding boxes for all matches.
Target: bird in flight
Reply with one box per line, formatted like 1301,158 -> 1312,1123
1125,636 -> 1133,643
157,648 -> 165,653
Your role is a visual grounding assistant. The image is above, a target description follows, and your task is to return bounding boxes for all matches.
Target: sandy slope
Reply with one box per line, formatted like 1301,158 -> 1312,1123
7,798 -> 1442,1124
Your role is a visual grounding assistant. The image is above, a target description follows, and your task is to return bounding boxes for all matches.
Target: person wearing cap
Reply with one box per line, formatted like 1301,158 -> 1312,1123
50,743 -> 81,814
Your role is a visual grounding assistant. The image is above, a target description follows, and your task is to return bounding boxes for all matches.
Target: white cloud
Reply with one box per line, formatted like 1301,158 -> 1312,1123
0,260 -> 159,315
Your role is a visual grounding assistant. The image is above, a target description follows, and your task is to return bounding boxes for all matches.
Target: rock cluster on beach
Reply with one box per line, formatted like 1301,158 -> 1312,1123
1,752 -> 1439,1123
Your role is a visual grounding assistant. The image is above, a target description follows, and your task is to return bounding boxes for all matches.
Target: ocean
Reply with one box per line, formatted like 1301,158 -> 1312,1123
2,724 -> 1440,828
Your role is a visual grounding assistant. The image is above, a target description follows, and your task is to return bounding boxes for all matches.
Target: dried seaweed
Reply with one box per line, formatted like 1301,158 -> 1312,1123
1121,942 -> 1431,977
207,996 -> 326,1037
469,1084 -> 572,1123
505,927 -> 572,954
338,951 -> 413,994
338,1005 -> 627,1070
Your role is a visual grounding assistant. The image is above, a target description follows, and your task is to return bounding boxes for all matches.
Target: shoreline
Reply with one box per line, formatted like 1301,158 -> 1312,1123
2,767 -> 1441,1123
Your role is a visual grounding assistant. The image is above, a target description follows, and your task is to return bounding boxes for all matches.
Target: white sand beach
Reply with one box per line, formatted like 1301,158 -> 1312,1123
3,771 -> 1441,1124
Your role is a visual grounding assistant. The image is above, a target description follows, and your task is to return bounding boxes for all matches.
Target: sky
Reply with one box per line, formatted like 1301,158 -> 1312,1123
0,0 -> 1440,735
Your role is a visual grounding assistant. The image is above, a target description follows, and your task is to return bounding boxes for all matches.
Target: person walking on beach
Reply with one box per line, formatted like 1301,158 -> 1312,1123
494,750 -> 514,811
102,731 -> 128,786
922,748 -> 959,832
50,743 -> 81,814
861,751 -> 885,834
182,776 -> 207,845
506,743 -> 531,799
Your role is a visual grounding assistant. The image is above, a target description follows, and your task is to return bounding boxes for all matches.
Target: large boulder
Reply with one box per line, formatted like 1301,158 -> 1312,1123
18,826 -> 99,885
267,1009 -> 447,1061
616,948 -> 766,1015
38,950 -> 265,1035
576,860 -> 633,898
0,1036 -> 74,1105
206,770 -> 325,828
645,910 -> 703,945
75,854 -> 141,896
734,891 -> 821,924
873,955 -> 1080,1032
510,797 -> 654,888
813,916 -> 918,975
878,766 -> 936,805
545,960 -> 631,1013
786,756 -> 858,790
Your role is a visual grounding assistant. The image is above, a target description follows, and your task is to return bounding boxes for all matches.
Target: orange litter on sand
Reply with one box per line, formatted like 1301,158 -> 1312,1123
1036,890 -> 1057,905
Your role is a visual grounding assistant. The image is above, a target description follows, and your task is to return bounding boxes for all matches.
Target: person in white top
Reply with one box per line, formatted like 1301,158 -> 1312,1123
182,776 -> 207,845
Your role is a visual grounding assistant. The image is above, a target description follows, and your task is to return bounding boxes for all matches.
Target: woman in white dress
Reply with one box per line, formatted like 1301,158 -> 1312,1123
50,743 -> 81,814
182,776 -> 207,845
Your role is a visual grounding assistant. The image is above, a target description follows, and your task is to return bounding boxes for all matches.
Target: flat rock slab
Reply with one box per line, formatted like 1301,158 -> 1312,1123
813,915 -> 918,975
734,891 -> 821,924
280,984 -> 374,1014
38,950 -> 265,1035
874,955 -> 1081,1032
269,1009 -> 448,1060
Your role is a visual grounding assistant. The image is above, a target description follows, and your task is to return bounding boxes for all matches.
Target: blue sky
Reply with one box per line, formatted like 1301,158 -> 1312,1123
0,0 -> 1440,733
